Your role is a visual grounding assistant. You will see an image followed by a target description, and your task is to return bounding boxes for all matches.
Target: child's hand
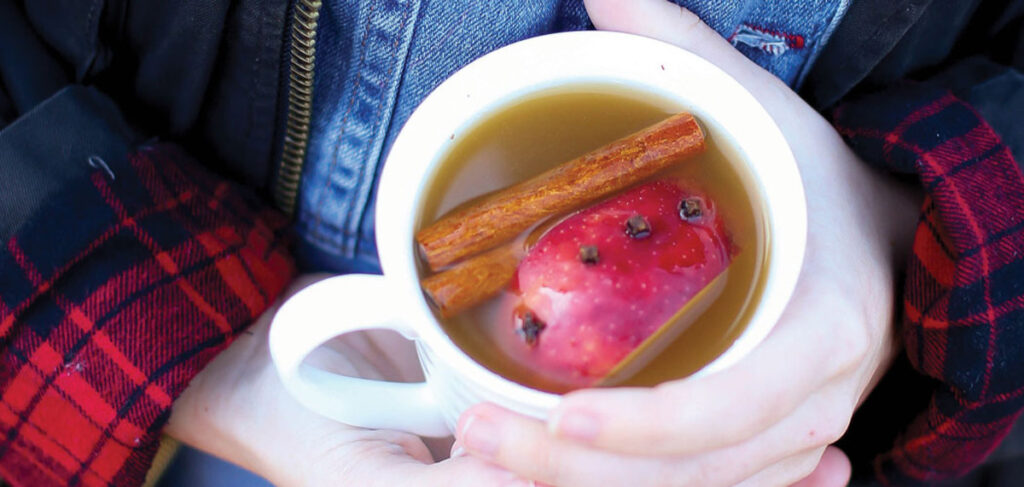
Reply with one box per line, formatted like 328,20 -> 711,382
165,275 -> 527,487
452,0 -> 921,486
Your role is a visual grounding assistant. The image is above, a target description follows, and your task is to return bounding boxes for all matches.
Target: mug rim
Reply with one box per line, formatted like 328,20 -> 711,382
376,31 -> 806,412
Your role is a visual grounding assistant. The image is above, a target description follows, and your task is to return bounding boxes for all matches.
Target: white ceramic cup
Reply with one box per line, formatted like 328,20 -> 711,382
269,31 -> 806,437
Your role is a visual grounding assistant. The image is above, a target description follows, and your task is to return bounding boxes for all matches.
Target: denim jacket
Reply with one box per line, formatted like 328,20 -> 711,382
3,0 -> 1020,266
292,0 -> 854,274
1,1 -> 1023,485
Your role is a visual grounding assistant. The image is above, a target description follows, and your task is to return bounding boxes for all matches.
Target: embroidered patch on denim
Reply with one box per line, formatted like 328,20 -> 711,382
730,24 -> 805,56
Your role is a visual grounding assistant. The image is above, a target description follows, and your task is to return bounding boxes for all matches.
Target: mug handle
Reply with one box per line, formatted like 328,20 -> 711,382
268,274 -> 450,437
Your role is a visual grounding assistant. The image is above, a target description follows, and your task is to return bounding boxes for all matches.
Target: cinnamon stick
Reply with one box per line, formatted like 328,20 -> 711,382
416,112 -> 705,271
422,242 -> 523,317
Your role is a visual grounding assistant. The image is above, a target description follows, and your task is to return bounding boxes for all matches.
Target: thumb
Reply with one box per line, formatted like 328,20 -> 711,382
583,0 -> 791,103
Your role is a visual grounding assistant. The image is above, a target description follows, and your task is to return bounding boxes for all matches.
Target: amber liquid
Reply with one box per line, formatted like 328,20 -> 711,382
416,85 -> 768,393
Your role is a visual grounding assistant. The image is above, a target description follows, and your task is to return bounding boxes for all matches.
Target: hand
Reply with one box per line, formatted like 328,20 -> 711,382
453,1 -> 921,486
165,275 -> 528,487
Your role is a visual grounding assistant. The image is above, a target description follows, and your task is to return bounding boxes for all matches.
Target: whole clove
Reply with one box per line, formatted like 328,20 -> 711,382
516,310 -> 546,346
679,198 -> 702,220
579,245 -> 600,265
625,215 -> 652,239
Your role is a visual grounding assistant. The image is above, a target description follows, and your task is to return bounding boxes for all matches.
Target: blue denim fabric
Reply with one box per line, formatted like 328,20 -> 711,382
294,0 -> 849,273
295,0 -> 590,272
674,0 -> 852,87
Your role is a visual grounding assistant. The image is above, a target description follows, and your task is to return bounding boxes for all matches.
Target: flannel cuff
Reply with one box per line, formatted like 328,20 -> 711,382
0,141 -> 294,486
833,86 -> 1024,485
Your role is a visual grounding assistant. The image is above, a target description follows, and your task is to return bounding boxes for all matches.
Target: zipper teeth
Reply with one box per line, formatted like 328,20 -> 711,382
274,0 -> 322,215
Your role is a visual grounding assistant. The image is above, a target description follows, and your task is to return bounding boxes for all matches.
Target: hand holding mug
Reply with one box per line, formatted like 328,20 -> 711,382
451,1 -> 919,486
268,25 -> 805,436
166,275 -> 529,487
260,1 -> 918,486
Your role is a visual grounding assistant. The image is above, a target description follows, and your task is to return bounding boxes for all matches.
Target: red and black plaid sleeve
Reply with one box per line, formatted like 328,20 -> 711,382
0,142 -> 295,486
832,86 -> 1024,485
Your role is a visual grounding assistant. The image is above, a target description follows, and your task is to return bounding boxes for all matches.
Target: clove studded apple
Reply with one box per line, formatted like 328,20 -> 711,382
503,180 -> 734,387
420,112 -> 707,318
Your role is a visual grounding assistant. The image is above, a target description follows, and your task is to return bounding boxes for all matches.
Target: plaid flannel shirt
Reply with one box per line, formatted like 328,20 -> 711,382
0,142 -> 294,486
833,86 -> 1024,485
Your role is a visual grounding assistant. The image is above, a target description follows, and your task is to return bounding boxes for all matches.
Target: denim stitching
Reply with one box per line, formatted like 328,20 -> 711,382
730,24 -> 805,55
311,1 -> 380,237
344,0 -> 416,255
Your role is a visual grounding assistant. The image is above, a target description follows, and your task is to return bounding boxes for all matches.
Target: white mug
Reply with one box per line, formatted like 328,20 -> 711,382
269,31 -> 806,437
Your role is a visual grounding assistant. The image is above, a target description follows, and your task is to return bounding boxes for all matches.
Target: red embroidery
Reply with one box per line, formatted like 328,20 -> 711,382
730,24 -> 805,55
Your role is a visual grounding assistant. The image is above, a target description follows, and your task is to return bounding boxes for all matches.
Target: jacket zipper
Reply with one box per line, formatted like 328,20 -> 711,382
274,0 -> 323,215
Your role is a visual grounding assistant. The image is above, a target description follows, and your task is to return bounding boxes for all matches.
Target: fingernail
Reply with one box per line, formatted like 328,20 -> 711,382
461,415 -> 499,458
551,410 -> 600,442
450,443 -> 466,459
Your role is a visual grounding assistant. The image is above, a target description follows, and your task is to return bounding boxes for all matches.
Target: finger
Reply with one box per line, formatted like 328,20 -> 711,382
732,448 -> 826,487
460,391 -> 853,487
547,282 -> 865,456
584,0 -> 744,67
790,447 -> 852,487
674,389 -> 853,485
583,0 -> 793,104
458,403 -> 666,487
